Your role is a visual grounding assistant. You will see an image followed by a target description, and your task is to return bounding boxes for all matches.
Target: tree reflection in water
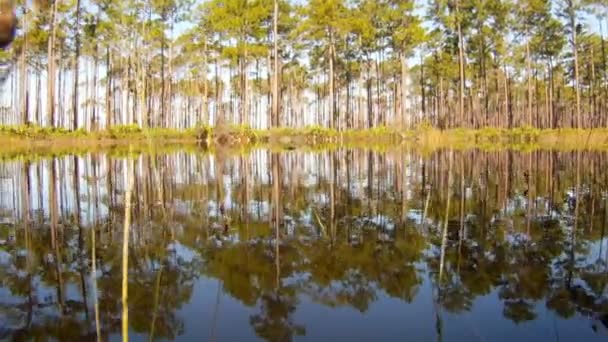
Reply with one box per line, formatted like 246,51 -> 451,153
0,148 -> 606,340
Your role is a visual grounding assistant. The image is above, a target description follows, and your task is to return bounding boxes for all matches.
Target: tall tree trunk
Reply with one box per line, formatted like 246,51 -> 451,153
346,68 -> 352,129
47,0 -> 58,127
367,59 -> 373,128
214,54 -> 219,125
329,37 -> 336,130
72,0 -> 81,130
526,40 -> 532,127
590,46 -> 597,125
600,19 -> 607,124
35,72 -> 41,124
401,53 -> 408,129
456,1 -> 465,127
502,66 -> 509,129
439,77 -> 445,127
215,53 -> 222,125
357,60 -> 364,129
168,21 -> 174,128
137,8 -> 146,127
121,58 -> 128,125
242,43 -> 249,126
549,59 -> 555,128
421,55 -> 426,120
105,46 -> 112,129
92,44 -> 99,131
534,66 -> 539,127
19,5 -> 27,125
567,0 -> 582,129
479,32 -> 488,126
272,0 -> 279,128
202,40 -> 208,125
59,64 -> 64,127
160,31 -> 166,128
375,53 -> 381,126
507,67 -> 513,128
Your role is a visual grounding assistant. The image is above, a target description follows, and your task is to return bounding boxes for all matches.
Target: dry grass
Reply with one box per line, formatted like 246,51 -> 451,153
414,128 -> 608,151
1,127 -> 607,161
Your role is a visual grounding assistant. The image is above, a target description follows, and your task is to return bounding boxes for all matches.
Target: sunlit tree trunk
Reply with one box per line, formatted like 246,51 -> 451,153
456,1 -> 465,127
19,4 -> 27,125
565,0 -> 582,129
600,19 -> 607,124
526,40 -> 532,127
47,0 -> 58,127
160,25 -> 166,128
272,0 -> 279,128
401,53 -> 408,129
590,46 -> 597,125
105,46 -> 112,129
329,32 -> 336,130
73,0 -> 81,130
202,40 -> 209,125
168,19 -> 174,128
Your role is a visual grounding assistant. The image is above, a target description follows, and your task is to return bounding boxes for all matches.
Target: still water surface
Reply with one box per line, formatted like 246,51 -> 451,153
0,148 -> 607,341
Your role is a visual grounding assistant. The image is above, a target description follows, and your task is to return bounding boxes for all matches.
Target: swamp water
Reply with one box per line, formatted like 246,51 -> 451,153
0,147 -> 606,341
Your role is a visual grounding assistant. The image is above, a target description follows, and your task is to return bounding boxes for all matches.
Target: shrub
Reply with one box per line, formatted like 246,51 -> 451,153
108,124 -> 143,138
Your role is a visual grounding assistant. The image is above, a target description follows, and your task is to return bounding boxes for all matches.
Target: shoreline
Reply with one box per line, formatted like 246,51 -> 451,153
0,126 -> 607,159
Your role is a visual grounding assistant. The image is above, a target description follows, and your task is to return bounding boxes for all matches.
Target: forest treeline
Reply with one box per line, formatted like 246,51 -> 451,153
1,0 -> 607,131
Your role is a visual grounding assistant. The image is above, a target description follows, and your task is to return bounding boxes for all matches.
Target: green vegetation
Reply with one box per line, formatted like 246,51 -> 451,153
0,125 -> 607,161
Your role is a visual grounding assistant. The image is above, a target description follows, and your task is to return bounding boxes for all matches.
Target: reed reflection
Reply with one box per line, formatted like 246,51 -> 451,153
0,148 -> 606,340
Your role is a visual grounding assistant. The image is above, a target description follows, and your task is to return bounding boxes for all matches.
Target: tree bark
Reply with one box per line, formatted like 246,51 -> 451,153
105,46 -> 112,129
202,40 -> 209,125
567,0 -> 582,129
456,1 -> 465,127
243,43 -> 249,126
73,0 -> 81,130
92,44 -> 99,131
526,40 -> 532,127
329,36 -> 336,130
160,27 -> 166,128
19,4 -> 28,125
401,53 -> 408,129
47,0 -> 58,127
271,0 -> 279,127
600,19 -> 607,124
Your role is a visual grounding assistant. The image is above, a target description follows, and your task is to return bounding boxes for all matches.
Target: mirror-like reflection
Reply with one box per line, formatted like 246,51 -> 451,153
0,148 -> 607,341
